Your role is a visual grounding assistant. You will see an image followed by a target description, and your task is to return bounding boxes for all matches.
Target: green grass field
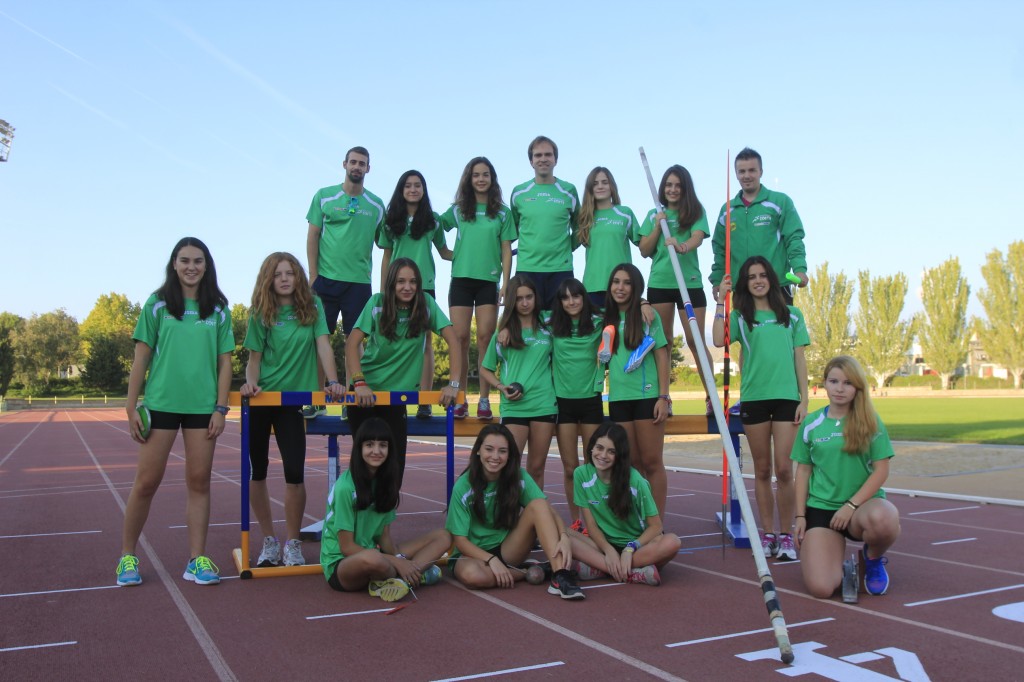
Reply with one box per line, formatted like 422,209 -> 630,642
676,397 -> 1024,446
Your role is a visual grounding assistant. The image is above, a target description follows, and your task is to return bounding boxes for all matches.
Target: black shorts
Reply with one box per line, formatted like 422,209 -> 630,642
647,286 -> 708,309
739,399 -> 799,426
608,398 -> 658,422
805,505 -> 860,541
501,413 -> 557,427
449,277 -> 498,308
149,409 -> 212,431
515,270 -> 574,311
557,395 -> 604,425
327,565 -> 352,592
312,276 -> 372,336
423,289 -> 436,301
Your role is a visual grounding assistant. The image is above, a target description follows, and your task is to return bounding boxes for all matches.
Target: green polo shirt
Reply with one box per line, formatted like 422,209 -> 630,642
243,299 -> 329,391
375,213 -> 448,290
306,185 -> 386,283
639,207 -> 709,289
510,178 -> 580,272
582,206 -> 640,292
445,469 -> 545,552
440,203 -> 517,282
355,293 -> 451,391
320,470 -> 397,579
729,306 -> 810,401
481,326 -> 557,417
573,463 -> 658,547
606,312 -> 668,402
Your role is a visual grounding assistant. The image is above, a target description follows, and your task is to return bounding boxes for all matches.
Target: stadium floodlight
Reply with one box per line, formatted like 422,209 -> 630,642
0,120 -> 15,162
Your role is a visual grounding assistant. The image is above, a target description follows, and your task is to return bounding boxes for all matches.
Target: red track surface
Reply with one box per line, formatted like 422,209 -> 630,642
2,409 -> 1022,681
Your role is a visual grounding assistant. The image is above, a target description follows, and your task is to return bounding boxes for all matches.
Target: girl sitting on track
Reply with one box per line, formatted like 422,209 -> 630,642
792,355 -> 900,598
712,255 -> 809,562
480,275 -> 557,490
576,166 -> 640,308
320,418 -> 451,601
118,237 -> 234,587
601,263 -> 671,518
440,157 -> 516,420
240,252 -> 345,568
377,170 -> 453,419
569,422 -> 681,585
445,424 -> 583,599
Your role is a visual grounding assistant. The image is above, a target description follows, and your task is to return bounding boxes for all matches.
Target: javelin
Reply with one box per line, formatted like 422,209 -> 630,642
721,149 -> 732,558
639,147 -> 794,665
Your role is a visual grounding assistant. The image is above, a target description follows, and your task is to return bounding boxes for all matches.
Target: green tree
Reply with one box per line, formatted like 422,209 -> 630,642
973,241 -> 1024,388
854,271 -> 915,388
431,331 -> 450,388
15,309 -> 81,390
230,303 -> 250,378
80,293 -> 140,348
82,334 -> 129,391
919,257 -> 970,390
0,312 -> 25,396
795,261 -> 854,383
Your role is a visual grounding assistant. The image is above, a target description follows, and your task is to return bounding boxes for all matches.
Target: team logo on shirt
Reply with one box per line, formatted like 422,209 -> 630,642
753,215 -> 772,227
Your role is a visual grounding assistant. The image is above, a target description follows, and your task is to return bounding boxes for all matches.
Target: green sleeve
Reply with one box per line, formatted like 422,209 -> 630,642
791,306 -> 811,347
626,207 -> 641,246
869,418 -> 895,462
499,207 -> 517,242
431,216 -> 447,250
353,294 -> 379,336
709,203 -> 728,286
217,307 -> 234,354
306,193 -> 324,227
314,297 -> 330,337
519,470 -> 547,504
133,296 -> 159,348
243,315 -> 267,353
440,205 -> 457,232
691,208 -> 710,238
481,334 -> 500,372
428,295 -> 452,334
376,225 -> 394,249
790,423 -> 812,463
780,194 -> 807,274
638,209 -> 656,238
444,476 -> 472,537
634,474 -> 658,521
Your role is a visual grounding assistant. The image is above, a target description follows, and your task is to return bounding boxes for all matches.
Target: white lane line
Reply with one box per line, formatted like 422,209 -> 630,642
904,584 -> 1024,607
680,532 -> 725,539
0,530 -> 101,539
0,418 -> 45,467
931,538 -> 977,546
306,608 -> 392,620
908,505 -> 981,516
1,585 -> 120,598
432,661 -> 565,681
665,617 -> 834,648
0,641 -> 77,653
667,493 -> 696,499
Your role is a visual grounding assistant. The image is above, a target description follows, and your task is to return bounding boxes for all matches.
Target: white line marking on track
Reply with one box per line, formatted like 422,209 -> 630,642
904,584 -> 1024,607
0,418 -> 45,467
908,505 -> 981,515
667,493 -> 695,498
679,532 -> 725,539
0,530 -> 101,539
665,618 -> 834,647
1,585 -> 120,598
841,651 -> 884,663
306,608 -> 393,619
931,537 -> 977,545
432,661 -> 565,681
0,641 -> 77,653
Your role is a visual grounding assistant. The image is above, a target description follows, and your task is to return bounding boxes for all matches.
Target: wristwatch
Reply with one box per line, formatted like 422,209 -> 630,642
624,540 -> 641,552
448,380 -> 461,389
214,405 -> 229,416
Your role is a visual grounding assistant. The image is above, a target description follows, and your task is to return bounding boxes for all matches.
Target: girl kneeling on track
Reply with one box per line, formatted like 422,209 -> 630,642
569,422 -> 681,585
791,355 -> 900,599
240,252 -> 344,568
320,418 -> 451,602
118,237 -> 233,587
445,424 -> 584,600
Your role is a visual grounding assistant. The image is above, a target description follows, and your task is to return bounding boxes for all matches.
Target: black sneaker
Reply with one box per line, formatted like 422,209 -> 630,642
548,569 -> 585,600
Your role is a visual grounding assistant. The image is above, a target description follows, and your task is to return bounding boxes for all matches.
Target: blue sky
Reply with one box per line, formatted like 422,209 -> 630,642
2,1 -> 1021,332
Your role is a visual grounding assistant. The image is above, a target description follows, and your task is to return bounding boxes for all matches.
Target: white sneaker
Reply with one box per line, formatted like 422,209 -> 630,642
283,539 -> 305,566
776,533 -> 797,561
257,536 -> 281,567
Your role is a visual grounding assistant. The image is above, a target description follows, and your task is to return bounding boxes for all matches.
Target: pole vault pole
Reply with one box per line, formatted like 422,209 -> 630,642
639,147 -> 794,665
721,150 -> 733,557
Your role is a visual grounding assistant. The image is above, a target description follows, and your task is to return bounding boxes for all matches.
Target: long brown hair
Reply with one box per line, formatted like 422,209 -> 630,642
823,356 -> 879,455
576,166 -> 621,246
250,252 -> 317,326
732,256 -> 791,331
659,164 -> 704,230
464,424 -> 523,530
600,263 -> 646,351
378,258 -> 430,341
497,274 -> 545,349
455,157 -> 503,221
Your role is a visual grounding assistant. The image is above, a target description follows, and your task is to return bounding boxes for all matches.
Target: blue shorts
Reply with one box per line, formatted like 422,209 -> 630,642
515,270 -> 574,311
312,276 -> 372,336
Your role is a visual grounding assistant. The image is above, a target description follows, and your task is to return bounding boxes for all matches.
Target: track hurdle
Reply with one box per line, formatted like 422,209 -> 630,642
229,390 -> 460,579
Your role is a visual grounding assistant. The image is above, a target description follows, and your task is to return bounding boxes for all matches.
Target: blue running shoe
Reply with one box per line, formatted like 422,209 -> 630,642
116,554 -> 142,586
420,565 -> 442,586
863,545 -> 889,595
624,334 -> 656,373
183,556 -> 221,585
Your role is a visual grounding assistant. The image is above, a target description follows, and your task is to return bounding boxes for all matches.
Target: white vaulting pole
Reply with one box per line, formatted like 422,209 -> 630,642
639,147 -> 794,665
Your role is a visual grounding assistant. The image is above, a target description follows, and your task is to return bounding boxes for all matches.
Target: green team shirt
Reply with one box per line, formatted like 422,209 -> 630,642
440,203 -> 517,282
573,463 -> 658,547
133,294 -> 234,413
790,408 -> 894,510
639,208 -> 709,289
355,293 -> 451,391
375,212 -> 448,290
582,206 -> 640,292
481,326 -> 557,417
510,178 -> 580,272
709,186 -> 806,287
445,468 -> 545,552
306,185 -> 386,284
243,299 -> 329,392
729,306 -> 810,401
319,470 -> 397,579
606,312 -> 668,402
550,314 -> 604,399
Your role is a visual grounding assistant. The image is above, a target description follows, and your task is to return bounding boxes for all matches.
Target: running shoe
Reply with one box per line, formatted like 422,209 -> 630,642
548,569 -> 586,600
862,545 -> 890,595
301,405 -> 326,419
597,324 -> 616,364
453,402 -> 468,419
776,533 -> 797,561
760,532 -> 779,557
183,556 -> 220,585
116,554 -> 142,586
420,565 -> 442,586
416,404 -> 432,419
729,401 -> 742,417
282,539 -> 304,566
626,565 -> 661,586
624,334 -> 656,373
368,578 -> 410,602
257,536 -> 281,567
476,398 -> 493,421
569,518 -> 589,536
569,559 -> 608,581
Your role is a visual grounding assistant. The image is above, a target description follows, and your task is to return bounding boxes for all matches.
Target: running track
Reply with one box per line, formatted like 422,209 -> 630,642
2,409 -> 1022,681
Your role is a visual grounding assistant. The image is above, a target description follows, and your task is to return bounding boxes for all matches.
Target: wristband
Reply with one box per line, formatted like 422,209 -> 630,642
714,314 -> 726,320
485,555 -> 497,566
795,515 -> 806,519
325,380 -> 340,388
214,405 -> 229,416
624,540 -> 640,552
351,374 -> 364,383
716,303 -> 725,308
845,500 -> 859,511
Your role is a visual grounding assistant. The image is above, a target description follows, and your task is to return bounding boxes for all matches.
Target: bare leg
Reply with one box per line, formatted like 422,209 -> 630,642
121,429 -> 177,554
633,419 -> 668,518
555,422 -> 582,520
851,498 -> 901,557
744,421 -> 776,534
799,528 -> 846,598
526,421 -> 556,492
419,330 -> 435,394
475,305 -> 498,398
679,305 -> 711,397
182,428 -> 217,558
449,307 -> 473,392
396,528 -> 452,566
770,420 -> 798,534
335,548 -> 395,591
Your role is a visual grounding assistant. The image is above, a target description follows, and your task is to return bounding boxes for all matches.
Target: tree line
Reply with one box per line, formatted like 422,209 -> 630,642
1,241 -> 1020,397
